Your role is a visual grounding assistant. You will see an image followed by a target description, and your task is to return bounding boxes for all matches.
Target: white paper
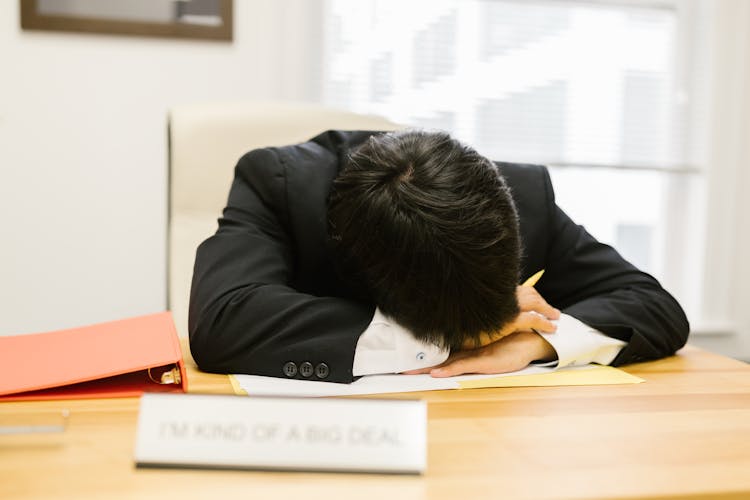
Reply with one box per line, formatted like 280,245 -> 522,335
234,365 -> 557,397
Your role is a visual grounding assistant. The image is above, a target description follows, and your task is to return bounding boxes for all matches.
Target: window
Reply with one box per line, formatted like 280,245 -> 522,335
321,0 -> 708,322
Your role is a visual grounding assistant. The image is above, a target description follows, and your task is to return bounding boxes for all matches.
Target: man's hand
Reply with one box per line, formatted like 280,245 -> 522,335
463,285 -> 561,349
404,331 -> 557,377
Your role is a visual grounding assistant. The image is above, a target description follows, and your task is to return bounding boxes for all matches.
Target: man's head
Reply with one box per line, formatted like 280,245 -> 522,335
327,130 -> 520,349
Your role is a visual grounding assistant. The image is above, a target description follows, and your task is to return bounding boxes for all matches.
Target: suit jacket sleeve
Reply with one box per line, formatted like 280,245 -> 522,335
188,147 -> 374,383
531,168 -> 690,365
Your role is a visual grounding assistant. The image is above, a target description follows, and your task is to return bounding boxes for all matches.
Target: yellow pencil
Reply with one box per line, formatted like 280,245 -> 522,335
522,269 -> 545,287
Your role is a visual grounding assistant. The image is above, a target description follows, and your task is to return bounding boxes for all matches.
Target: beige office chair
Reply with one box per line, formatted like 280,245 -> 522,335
168,101 -> 400,337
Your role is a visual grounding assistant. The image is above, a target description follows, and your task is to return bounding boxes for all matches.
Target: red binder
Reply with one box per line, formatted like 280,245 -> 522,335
0,312 -> 187,401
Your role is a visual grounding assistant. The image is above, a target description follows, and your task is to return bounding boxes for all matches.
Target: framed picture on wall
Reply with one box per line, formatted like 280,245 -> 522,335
20,0 -> 233,41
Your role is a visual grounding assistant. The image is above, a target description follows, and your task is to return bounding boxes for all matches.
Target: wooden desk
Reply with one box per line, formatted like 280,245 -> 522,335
2,341 -> 749,500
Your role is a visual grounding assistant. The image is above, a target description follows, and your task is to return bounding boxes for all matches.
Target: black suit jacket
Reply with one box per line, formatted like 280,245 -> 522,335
189,130 -> 689,383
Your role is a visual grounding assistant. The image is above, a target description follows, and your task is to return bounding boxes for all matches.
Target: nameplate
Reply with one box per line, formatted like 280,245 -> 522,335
134,393 -> 426,474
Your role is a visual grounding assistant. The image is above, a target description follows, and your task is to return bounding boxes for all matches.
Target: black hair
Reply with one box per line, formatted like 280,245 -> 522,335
328,130 -> 520,349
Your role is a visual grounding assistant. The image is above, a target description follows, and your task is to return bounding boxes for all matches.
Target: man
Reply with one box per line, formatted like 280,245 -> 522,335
189,129 -> 689,383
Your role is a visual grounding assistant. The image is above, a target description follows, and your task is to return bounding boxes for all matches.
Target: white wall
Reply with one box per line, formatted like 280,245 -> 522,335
0,0 -> 322,334
2,0 -> 750,363
689,0 -> 750,361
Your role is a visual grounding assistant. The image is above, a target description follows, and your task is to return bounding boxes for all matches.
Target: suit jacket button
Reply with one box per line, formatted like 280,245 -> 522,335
300,362 -> 314,378
283,362 -> 297,377
315,363 -> 329,379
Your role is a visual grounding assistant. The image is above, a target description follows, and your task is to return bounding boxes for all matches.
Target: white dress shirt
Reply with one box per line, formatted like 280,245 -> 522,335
352,307 -> 625,376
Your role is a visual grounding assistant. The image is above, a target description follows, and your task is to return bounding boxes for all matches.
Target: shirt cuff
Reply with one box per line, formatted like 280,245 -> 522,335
352,308 -> 449,376
537,313 -> 626,368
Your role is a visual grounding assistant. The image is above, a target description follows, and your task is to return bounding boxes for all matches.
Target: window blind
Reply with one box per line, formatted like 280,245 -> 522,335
322,0 -> 693,170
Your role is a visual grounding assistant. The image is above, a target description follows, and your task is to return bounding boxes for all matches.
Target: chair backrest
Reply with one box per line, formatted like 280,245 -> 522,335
168,101 -> 400,337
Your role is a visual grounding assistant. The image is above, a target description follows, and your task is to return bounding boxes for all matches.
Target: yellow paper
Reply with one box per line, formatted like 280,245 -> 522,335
457,365 -> 644,389
228,374 -> 248,395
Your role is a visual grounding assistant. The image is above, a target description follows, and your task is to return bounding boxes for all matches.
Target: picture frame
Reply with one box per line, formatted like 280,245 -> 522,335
20,0 -> 233,42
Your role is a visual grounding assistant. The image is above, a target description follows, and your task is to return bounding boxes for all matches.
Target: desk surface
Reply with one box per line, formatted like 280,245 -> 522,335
2,340 -> 749,500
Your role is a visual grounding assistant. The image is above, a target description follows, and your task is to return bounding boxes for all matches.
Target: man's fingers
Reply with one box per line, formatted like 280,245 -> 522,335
463,312 -> 557,349
515,311 -> 557,333
429,347 -> 503,377
517,286 -> 561,319
429,349 -> 522,377
430,331 -> 554,377
531,301 -> 561,320
452,286 -> 562,351
430,356 -> 485,378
